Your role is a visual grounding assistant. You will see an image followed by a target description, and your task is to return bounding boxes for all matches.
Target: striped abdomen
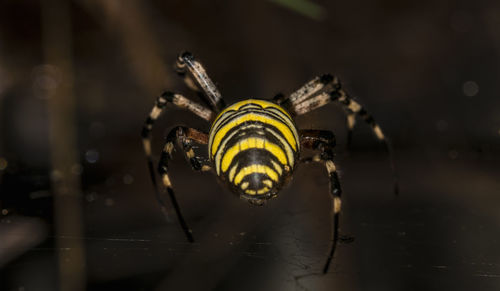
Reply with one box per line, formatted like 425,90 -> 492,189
208,99 -> 300,203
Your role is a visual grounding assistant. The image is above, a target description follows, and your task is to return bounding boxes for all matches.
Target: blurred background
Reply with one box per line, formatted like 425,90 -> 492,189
1,0 -> 499,290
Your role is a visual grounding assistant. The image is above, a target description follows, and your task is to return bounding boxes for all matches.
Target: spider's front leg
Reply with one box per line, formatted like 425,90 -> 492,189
158,126 -> 211,243
142,91 -> 212,164
175,51 -> 225,111
300,129 -> 342,274
141,91 -> 212,232
163,126 -> 211,173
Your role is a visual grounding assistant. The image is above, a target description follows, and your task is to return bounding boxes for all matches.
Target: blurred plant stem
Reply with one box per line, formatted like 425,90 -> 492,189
269,0 -> 326,21
79,0 -> 172,95
41,0 -> 86,290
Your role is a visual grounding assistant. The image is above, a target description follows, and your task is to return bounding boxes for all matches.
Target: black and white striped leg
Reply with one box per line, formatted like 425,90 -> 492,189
141,92 -> 212,224
157,126 -> 210,243
300,130 -> 342,274
299,129 -> 336,162
273,74 -> 334,114
142,91 -> 213,158
165,126 -> 211,172
175,51 -> 225,111
323,158 -> 342,274
346,112 -> 356,148
292,77 -> 399,195
332,84 -> 399,195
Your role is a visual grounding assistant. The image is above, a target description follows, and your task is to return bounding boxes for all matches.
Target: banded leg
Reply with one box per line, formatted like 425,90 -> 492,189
165,126 -> 211,172
141,92 -> 212,223
300,129 -> 341,274
291,75 -> 399,195
175,51 -> 225,111
272,74 -> 334,113
346,112 -> 356,148
158,126 -> 210,243
274,74 -> 352,144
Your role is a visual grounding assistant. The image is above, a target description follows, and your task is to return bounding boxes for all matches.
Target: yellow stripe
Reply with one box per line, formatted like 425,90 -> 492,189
212,124 -> 296,174
234,164 -> 278,185
265,107 -> 300,146
270,160 -> 283,175
209,104 -> 262,142
262,179 -> 273,188
213,124 -> 262,175
218,99 -> 292,120
208,99 -> 296,153
228,162 -> 238,182
211,113 -> 297,158
221,137 -> 288,172
257,187 -> 270,194
265,127 -> 295,167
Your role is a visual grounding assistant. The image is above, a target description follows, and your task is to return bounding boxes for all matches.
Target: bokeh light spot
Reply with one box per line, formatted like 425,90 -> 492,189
463,81 -> 479,97
0,158 -> 7,170
85,149 -> 99,163
123,174 -> 134,184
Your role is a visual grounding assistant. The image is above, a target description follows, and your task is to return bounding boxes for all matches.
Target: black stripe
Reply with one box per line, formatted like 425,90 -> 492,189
213,108 -> 294,139
329,91 -> 341,101
265,107 -> 294,122
213,123 -> 263,157
160,92 -> 173,103
213,102 -> 294,133
142,117 -> 155,138
320,74 -> 334,84
236,173 -> 273,188
223,148 -> 284,180
239,103 -> 263,110
215,121 -> 296,166
221,135 -> 290,176
212,108 -> 295,151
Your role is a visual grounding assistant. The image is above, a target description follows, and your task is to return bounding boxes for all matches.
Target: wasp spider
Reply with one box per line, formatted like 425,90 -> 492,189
141,52 -> 397,273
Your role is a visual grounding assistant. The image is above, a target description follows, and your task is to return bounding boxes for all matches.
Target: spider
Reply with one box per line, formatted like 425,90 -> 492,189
141,52 -> 397,274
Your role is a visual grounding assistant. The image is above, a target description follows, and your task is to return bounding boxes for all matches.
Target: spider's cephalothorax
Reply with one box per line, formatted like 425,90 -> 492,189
208,99 -> 300,204
141,52 -> 398,273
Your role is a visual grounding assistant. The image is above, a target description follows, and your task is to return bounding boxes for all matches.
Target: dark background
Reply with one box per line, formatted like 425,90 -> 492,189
1,0 -> 499,290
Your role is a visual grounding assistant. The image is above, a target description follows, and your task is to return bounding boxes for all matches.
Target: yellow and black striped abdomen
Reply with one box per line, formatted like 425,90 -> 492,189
208,99 -> 300,202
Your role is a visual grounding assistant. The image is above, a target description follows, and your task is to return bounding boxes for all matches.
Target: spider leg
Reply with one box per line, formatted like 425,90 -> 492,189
157,126 -> 210,243
166,126 -> 211,173
157,138 -> 193,243
346,112 -> 356,148
272,74 -> 333,113
273,74 -> 354,145
300,129 -> 341,274
141,91 -> 212,225
291,76 -> 399,195
142,91 -> 212,156
175,51 -> 225,111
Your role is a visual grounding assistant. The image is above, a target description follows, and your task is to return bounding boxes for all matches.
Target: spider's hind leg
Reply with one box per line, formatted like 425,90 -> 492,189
291,76 -> 399,195
330,82 -> 399,194
157,126 -> 210,243
300,129 -> 342,274
345,112 -> 356,148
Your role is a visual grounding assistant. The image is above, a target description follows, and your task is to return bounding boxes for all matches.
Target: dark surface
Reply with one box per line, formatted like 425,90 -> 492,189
1,1 -> 500,290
